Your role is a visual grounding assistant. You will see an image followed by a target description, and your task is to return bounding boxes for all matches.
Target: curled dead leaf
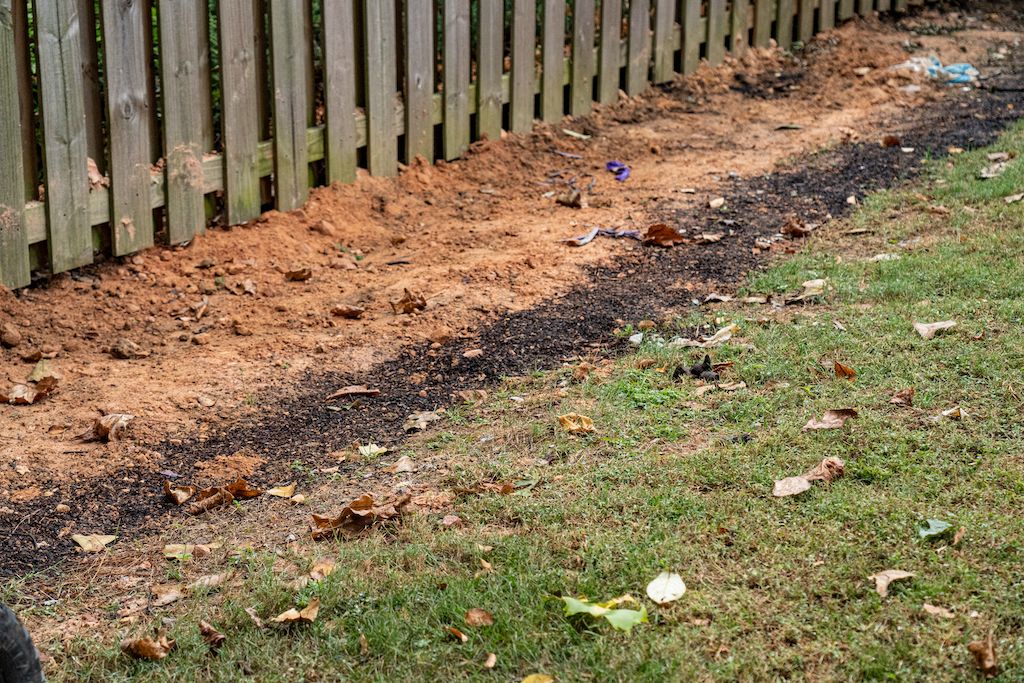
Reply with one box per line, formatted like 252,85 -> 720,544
922,603 -> 955,619
309,559 -> 336,581
446,626 -> 469,643
785,278 -> 827,304
868,569 -> 914,598
404,410 -> 442,432
464,608 -> 494,627
76,413 -> 134,442
163,480 -> 196,505
311,493 -> 411,540
484,652 -> 497,668
890,388 -> 915,407
642,223 -> 686,247
199,620 -> 226,652
326,385 -> 380,401
271,598 -> 321,625
773,457 -> 845,497
914,320 -> 957,340
121,632 -> 175,661
189,572 -> 234,591
558,413 -> 595,434
833,361 -> 856,380
245,607 -> 265,629
803,409 -> 857,431
385,456 -> 416,474
390,288 -> 427,314
71,534 -> 117,553
266,483 -> 297,498
284,267 -> 313,282
968,633 -> 998,678
185,479 -> 265,515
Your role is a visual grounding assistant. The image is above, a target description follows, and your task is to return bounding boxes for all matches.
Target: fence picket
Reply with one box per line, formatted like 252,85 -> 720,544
102,0 -> 155,256
820,0 -> 836,30
36,0 -> 93,272
652,0 -> 674,84
858,0 -> 873,15
0,0 -> 29,288
597,0 -> 622,104
682,0 -> 700,74
877,0 -> 891,12
731,0 -> 749,55
776,0 -> 795,49
364,0 -> 397,175
542,0 -> 566,122
13,2 -> 36,200
626,0 -> 650,95
571,0 -> 596,116
219,0 -> 262,222
839,0 -> 855,19
323,0 -> 358,183
269,0 -> 309,210
894,0 -> 908,11
76,0 -> 104,173
707,0 -> 726,65
406,0 -> 435,161
753,0 -> 772,47
477,0 -> 503,140
510,0 -> 535,133
798,0 -> 815,42
443,0 -> 470,160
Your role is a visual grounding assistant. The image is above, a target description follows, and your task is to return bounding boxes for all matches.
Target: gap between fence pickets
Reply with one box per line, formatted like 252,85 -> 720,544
22,0 -> 927,248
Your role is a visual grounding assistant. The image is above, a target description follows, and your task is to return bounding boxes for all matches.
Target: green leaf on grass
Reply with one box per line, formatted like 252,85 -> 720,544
919,519 -> 953,539
561,595 -> 648,632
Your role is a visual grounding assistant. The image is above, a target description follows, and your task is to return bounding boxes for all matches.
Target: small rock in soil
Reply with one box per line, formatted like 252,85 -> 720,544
1,322 -> 22,348
331,304 -> 365,319
111,338 -> 149,359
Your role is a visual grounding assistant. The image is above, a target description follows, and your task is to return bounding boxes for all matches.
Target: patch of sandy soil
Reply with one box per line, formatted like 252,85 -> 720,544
0,12 -> 1018,518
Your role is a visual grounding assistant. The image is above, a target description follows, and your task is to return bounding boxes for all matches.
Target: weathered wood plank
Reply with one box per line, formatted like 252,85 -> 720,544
877,0 -> 891,12
894,0 -> 908,11
776,0 -> 795,49
194,0 -> 215,151
651,0 -> 674,83
839,0 -> 855,19
477,0 -> 503,139
102,0 -> 155,255
12,1 -> 36,200
159,0 -> 207,243
707,0 -> 726,65
35,0 -> 92,272
406,0 -> 435,161
681,0 -> 701,74
510,0 -> 535,133
731,0 -> 749,55
571,0 -> 596,115
269,0 -> 309,208
754,0 -> 773,47
219,0 -> 263,221
76,0 -> 104,173
597,0 -> 622,104
798,0 -> 815,42
820,0 -> 836,30
626,0 -> 650,95
857,0 -> 873,16
363,0 -> 397,174
443,0 -> 470,160
0,0 -> 29,288
541,0 -> 566,122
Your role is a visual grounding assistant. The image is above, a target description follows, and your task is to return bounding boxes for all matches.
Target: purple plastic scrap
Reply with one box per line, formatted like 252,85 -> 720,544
606,160 -> 631,182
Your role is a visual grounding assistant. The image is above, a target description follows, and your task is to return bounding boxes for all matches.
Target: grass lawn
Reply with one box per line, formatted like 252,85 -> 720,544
28,123 -> 1024,682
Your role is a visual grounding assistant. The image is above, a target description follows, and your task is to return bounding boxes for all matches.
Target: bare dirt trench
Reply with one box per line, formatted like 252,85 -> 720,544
3,9 -> 1024,577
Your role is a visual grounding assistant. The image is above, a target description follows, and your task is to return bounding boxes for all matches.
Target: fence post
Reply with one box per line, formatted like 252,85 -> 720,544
443,0 -> 470,160
35,0 -> 93,272
477,0 -> 503,140
754,0 -> 773,47
542,0 -> 566,122
510,0 -> 535,133
0,0 -> 29,289
776,0 -> 795,49
820,0 -> 836,30
597,0 -> 622,104
731,0 -> 749,56
571,0 -> 596,115
269,0 -> 309,208
626,0 -> 650,95
407,0 -> 436,163
363,0 -> 397,176
652,0 -> 674,84
323,0 -> 359,183
682,0 -> 700,74
707,0 -> 726,65
101,0 -> 156,256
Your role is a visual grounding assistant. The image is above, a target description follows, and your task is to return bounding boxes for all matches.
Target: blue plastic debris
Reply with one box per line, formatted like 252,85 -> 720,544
606,160 -> 631,182
892,56 -> 979,85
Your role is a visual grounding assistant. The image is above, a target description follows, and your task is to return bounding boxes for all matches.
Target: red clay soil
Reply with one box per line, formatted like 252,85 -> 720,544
2,8 -> 1023,576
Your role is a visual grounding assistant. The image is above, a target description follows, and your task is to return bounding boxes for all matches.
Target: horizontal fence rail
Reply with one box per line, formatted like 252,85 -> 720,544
0,0 -> 928,289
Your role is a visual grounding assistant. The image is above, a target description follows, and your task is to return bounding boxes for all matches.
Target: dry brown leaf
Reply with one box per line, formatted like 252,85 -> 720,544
163,480 -> 196,505
311,494 -> 411,540
922,603 -> 955,619
773,457 -> 845,497
186,488 -> 235,515
359,633 -> 370,656
785,278 -> 827,304
484,652 -> 497,668
331,304 -> 365,319
199,620 -> 226,652
309,559 -> 336,581
465,608 -> 494,627
573,362 -> 596,381
272,598 -> 321,625
558,413 -> 595,434
71,534 -> 117,552
266,483 -> 297,498
803,408 -> 858,431
404,410 -> 442,431
868,569 -> 915,598
781,217 -> 815,238
189,572 -> 233,591
446,626 -> 469,643
914,320 -> 957,340
642,223 -> 686,247
456,389 -> 489,403
385,456 -> 416,474
284,267 -> 313,282
717,381 -> 746,392
162,542 -> 222,561
834,361 -> 856,380
121,632 -> 175,661
952,526 -> 967,546
390,288 -> 427,314
968,634 -> 998,677
326,385 -> 381,401
77,413 -> 134,442
150,584 -> 184,607
442,514 -> 463,528
772,476 -> 813,497
890,388 -> 915,407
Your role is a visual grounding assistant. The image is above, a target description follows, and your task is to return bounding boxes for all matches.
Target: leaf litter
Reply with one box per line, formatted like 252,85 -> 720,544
868,569 -> 915,597
310,493 -> 411,540
802,409 -> 858,430
773,457 -> 845,497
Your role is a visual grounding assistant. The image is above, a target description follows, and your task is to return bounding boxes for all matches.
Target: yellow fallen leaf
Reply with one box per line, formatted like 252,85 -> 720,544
558,413 -> 595,434
266,483 -> 297,498
71,534 -> 116,553
121,632 -> 175,660
522,675 -> 555,683
868,569 -> 915,598
272,598 -> 321,624
309,559 -> 336,581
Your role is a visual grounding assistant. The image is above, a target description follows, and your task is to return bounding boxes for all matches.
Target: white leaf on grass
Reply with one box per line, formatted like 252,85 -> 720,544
646,572 -> 686,605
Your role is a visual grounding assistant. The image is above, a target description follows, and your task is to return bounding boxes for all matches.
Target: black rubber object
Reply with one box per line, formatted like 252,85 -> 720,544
0,604 -> 44,683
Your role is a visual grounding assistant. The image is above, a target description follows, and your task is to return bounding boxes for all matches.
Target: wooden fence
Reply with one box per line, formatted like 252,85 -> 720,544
0,0 -> 927,289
